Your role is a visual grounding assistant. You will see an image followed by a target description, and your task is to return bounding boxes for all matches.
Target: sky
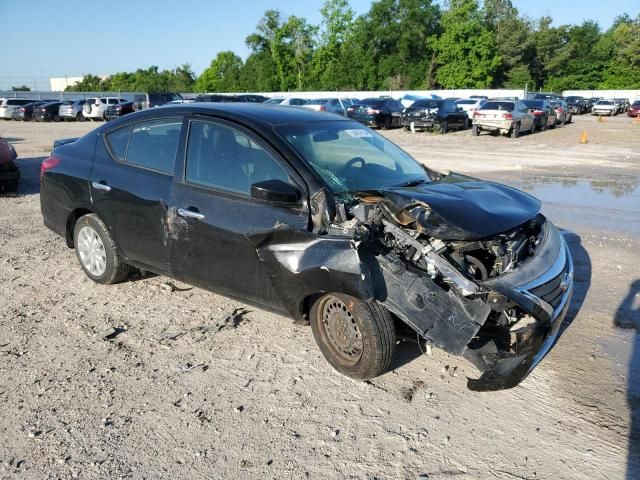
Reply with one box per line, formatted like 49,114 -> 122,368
1,0 -> 639,90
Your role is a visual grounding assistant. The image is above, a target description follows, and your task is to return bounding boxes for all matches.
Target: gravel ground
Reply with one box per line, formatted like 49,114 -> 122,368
1,114 -> 640,479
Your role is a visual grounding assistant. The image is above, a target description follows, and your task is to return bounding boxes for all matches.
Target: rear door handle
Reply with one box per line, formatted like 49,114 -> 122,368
92,181 -> 111,192
177,208 -> 205,220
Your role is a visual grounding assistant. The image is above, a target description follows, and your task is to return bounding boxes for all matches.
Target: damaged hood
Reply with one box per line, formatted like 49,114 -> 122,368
373,173 -> 541,240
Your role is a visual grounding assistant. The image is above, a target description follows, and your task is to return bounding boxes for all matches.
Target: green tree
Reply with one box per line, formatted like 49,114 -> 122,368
65,74 -> 108,92
196,51 -> 243,92
311,0 -> 356,90
435,0 -> 501,88
482,0 -> 533,88
600,15 -> 640,88
11,85 -> 30,91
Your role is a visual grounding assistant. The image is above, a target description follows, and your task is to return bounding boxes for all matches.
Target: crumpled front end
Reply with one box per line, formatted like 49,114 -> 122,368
464,221 -> 573,391
325,175 -> 574,391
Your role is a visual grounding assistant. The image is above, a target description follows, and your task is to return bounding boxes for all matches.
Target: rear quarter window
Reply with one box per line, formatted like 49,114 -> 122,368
126,118 -> 182,173
105,125 -> 132,162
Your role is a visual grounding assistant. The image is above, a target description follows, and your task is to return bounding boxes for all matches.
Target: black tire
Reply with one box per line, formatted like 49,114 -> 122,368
462,118 -> 469,130
439,120 -> 449,134
53,114 -> 60,122
472,124 -> 480,136
76,112 -> 85,122
381,116 -> 391,130
511,122 -> 520,138
540,120 -> 547,132
73,214 -> 130,285
310,293 -> 396,380
566,114 -> 572,124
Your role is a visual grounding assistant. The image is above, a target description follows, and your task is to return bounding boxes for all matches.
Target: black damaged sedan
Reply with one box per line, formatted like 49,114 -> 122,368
40,104 -> 574,391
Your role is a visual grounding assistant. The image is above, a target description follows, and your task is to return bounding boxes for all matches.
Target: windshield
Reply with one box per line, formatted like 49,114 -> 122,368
456,99 -> 477,105
276,120 -> 429,194
264,98 -> 284,104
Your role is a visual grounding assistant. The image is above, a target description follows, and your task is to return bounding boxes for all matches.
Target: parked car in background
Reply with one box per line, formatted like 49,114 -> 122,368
59,99 -> 87,122
83,97 -> 128,121
564,96 -> 588,115
34,102 -> 64,122
235,94 -> 269,103
469,95 -> 489,100
533,93 -> 561,101
0,98 -> 33,120
105,101 -> 135,121
401,99 -> 469,132
346,98 -> 403,128
0,137 -> 19,192
591,100 -> 617,116
303,98 -> 353,116
40,102 -> 574,391
455,98 -> 487,123
194,94 -> 239,103
472,100 -> 535,138
549,99 -> 572,125
627,100 -> 640,117
132,93 -> 182,111
522,100 -> 557,131
264,97 -> 308,106
12,101 -> 46,121
613,98 -> 629,114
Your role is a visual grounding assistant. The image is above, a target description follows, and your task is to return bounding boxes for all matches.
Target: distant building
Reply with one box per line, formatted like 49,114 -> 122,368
49,77 -> 85,91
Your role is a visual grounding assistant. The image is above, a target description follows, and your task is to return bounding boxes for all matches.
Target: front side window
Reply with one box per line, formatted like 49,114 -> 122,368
185,120 -> 293,196
277,120 -> 429,194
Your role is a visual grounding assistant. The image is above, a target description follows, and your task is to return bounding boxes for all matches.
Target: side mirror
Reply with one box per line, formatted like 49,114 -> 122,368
250,179 -> 301,204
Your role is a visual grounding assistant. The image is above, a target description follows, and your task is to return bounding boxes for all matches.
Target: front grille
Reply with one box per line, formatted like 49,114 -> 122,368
530,265 -> 570,310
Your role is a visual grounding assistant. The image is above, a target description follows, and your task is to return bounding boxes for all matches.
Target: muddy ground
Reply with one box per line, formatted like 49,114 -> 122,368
1,114 -> 639,479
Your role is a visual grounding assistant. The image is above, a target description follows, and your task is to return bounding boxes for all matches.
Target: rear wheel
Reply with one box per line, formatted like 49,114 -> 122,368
540,120 -> 547,132
382,116 -> 392,130
439,120 -> 449,134
310,293 -> 395,380
511,122 -> 520,138
472,124 -> 480,136
73,214 -> 130,285
75,112 -> 84,122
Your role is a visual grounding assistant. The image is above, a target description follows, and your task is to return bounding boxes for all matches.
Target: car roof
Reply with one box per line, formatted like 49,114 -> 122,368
103,103 -> 348,128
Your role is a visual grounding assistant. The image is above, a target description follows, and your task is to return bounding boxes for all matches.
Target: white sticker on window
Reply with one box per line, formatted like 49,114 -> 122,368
344,129 -> 373,138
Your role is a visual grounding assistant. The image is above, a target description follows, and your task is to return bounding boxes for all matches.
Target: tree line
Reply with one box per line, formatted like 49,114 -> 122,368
65,0 -> 640,94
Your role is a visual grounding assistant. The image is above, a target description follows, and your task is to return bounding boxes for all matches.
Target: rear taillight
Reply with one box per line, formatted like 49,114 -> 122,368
503,113 -> 513,119
19,107 -> 25,112
41,156 -> 61,182
366,108 -> 380,115
533,110 -> 544,115
319,106 -> 326,111
473,111 -> 481,118
557,107 -> 564,113
347,107 -> 355,112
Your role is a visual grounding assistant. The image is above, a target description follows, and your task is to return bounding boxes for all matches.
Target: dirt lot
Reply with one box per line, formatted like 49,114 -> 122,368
1,114 -> 639,479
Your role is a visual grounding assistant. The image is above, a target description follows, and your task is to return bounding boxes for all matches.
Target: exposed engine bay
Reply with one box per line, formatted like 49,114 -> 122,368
308,172 -> 572,390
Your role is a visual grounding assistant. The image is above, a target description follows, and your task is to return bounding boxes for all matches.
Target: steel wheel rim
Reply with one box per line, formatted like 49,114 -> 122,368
77,226 -> 107,277
319,296 -> 363,365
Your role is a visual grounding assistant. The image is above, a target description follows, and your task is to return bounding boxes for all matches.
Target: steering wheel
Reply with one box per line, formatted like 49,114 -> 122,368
340,156 -> 366,176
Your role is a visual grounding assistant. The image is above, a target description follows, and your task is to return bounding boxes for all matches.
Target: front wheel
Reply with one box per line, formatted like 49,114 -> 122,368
73,214 -> 130,285
310,293 -> 396,380
439,120 -> 449,134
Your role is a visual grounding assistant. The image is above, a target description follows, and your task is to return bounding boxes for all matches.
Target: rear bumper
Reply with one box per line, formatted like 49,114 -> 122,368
400,117 -> 436,128
474,119 -> 513,133
347,113 -> 381,127
0,108 -> 13,119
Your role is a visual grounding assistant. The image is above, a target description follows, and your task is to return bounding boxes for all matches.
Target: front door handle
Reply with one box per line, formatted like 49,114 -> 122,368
177,208 -> 205,220
92,181 -> 111,192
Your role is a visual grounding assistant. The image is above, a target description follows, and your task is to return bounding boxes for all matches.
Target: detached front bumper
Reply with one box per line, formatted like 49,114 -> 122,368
464,221 -> 574,391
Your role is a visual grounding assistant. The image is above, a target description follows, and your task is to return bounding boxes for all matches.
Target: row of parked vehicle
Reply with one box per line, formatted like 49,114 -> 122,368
0,93 -> 185,123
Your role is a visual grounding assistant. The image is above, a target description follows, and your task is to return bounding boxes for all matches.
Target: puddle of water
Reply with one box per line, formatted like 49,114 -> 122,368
514,178 -> 640,234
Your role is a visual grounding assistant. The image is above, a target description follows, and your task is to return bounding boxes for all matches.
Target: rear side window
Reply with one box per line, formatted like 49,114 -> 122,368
105,117 -> 181,173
